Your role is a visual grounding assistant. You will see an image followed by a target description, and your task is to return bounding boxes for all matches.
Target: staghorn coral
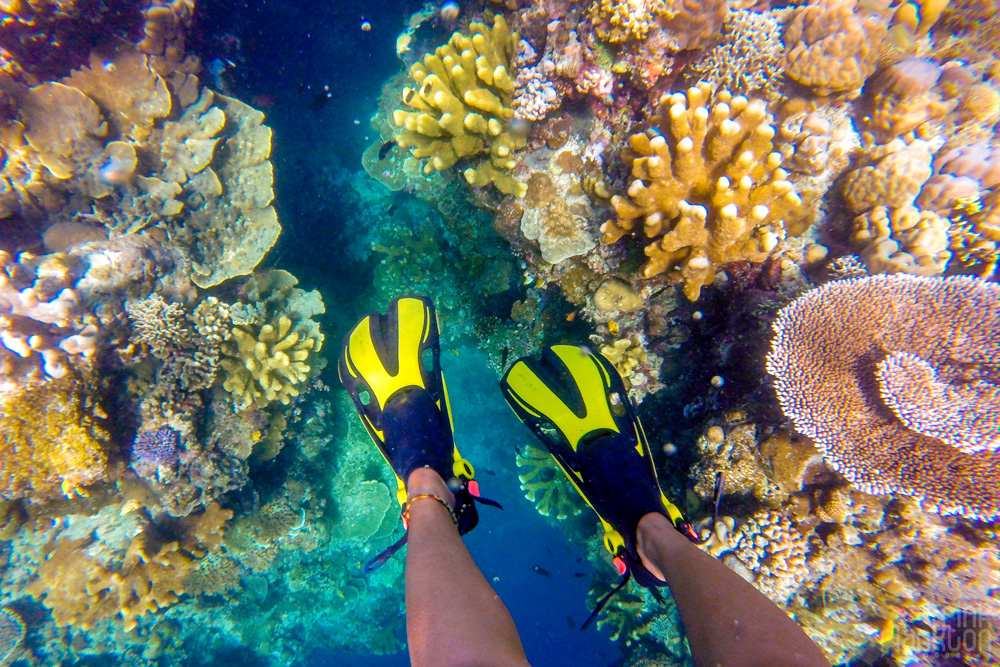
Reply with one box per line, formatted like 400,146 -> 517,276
515,443 -> 584,520
0,375 -> 109,499
766,274 -> 1000,520
783,0 -> 888,96
392,15 -> 526,196
127,292 -> 190,359
686,7 -> 788,98
27,502 -> 232,632
603,83 -> 807,300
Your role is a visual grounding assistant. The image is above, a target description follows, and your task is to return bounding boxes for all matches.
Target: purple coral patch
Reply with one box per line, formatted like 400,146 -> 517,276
131,427 -> 180,477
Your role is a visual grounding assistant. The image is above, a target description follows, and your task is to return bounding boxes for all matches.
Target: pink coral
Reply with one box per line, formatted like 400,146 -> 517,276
767,274 -> 1000,520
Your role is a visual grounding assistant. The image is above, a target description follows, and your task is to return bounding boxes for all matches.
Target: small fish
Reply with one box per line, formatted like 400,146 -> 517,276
311,93 -> 328,112
566,311 -> 576,322
566,615 -> 575,629
573,572 -> 586,578
482,467 -> 496,476
386,203 -> 398,216
532,566 -> 551,578
378,139 -> 396,160
501,345 -> 509,368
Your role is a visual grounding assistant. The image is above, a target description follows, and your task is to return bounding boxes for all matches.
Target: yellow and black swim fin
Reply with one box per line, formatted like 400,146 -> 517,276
339,295 -> 499,570
500,345 -> 698,620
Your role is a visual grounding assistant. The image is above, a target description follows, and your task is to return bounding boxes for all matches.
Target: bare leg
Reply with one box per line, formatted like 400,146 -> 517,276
404,467 -> 531,667
637,513 -> 830,667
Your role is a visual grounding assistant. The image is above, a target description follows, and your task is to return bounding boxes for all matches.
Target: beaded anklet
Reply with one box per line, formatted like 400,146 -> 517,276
402,493 -> 458,529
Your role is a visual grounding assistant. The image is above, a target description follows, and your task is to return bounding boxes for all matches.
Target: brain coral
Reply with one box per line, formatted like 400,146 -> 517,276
767,274 -> 1000,520
604,83 -> 807,300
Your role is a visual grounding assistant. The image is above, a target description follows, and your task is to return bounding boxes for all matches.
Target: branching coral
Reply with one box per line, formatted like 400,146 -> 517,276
392,15 -> 527,196
686,7 -> 787,98
515,443 -> 584,520
221,270 -> 325,410
603,83 -> 806,300
766,274 -> 1000,520
27,502 -> 232,631
0,250 -> 98,388
783,0 -> 888,96
948,193 -> 1000,279
0,376 -> 109,499
588,0 -> 726,50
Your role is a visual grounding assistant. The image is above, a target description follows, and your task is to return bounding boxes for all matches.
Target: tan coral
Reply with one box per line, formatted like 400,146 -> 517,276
842,141 -> 933,214
852,204 -> 951,275
603,83 -> 806,300
948,193 -> 1000,279
392,16 -> 526,196
729,510 -> 811,604
783,0 -> 888,96
588,0 -> 726,50
27,502 -> 232,631
863,58 -> 956,143
220,315 -> 320,409
63,48 -> 172,143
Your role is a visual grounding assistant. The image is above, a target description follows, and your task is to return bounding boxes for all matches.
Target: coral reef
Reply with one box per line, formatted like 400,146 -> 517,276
515,443 -> 585,520
220,270 -> 325,410
0,607 -> 24,664
783,0 -> 888,96
603,83 -> 808,300
767,274 -> 1000,520
392,15 -> 527,196
27,502 -> 232,631
0,376 -> 109,499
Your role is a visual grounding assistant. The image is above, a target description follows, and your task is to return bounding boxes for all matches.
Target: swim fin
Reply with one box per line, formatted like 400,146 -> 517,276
339,296 -> 498,570
499,345 -> 698,606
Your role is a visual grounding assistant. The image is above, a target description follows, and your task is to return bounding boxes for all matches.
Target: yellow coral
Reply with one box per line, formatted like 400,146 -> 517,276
0,377 -> 109,499
515,443 -> 584,520
392,15 -> 526,196
220,315 -> 320,409
27,503 -> 232,631
949,194 -> 1000,279
603,83 -> 806,300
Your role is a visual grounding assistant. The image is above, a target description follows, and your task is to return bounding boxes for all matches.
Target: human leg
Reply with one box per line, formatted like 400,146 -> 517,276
637,512 -> 830,667
404,467 -> 529,667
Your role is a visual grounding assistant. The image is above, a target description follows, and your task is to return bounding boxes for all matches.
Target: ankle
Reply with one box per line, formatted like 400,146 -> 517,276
407,467 -> 456,509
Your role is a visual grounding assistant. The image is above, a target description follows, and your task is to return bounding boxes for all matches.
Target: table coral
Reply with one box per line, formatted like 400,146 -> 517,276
392,15 -> 527,196
27,502 -> 232,631
603,83 -> 807,300
783,0 -> 888,96
766,274 -> 1000,520
515,443 -> 584,520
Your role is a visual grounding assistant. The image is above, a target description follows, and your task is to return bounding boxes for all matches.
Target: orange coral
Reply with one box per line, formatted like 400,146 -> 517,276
27,502 -> 232,631
0,377 -> 109,499
767,274 -> 1000,520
